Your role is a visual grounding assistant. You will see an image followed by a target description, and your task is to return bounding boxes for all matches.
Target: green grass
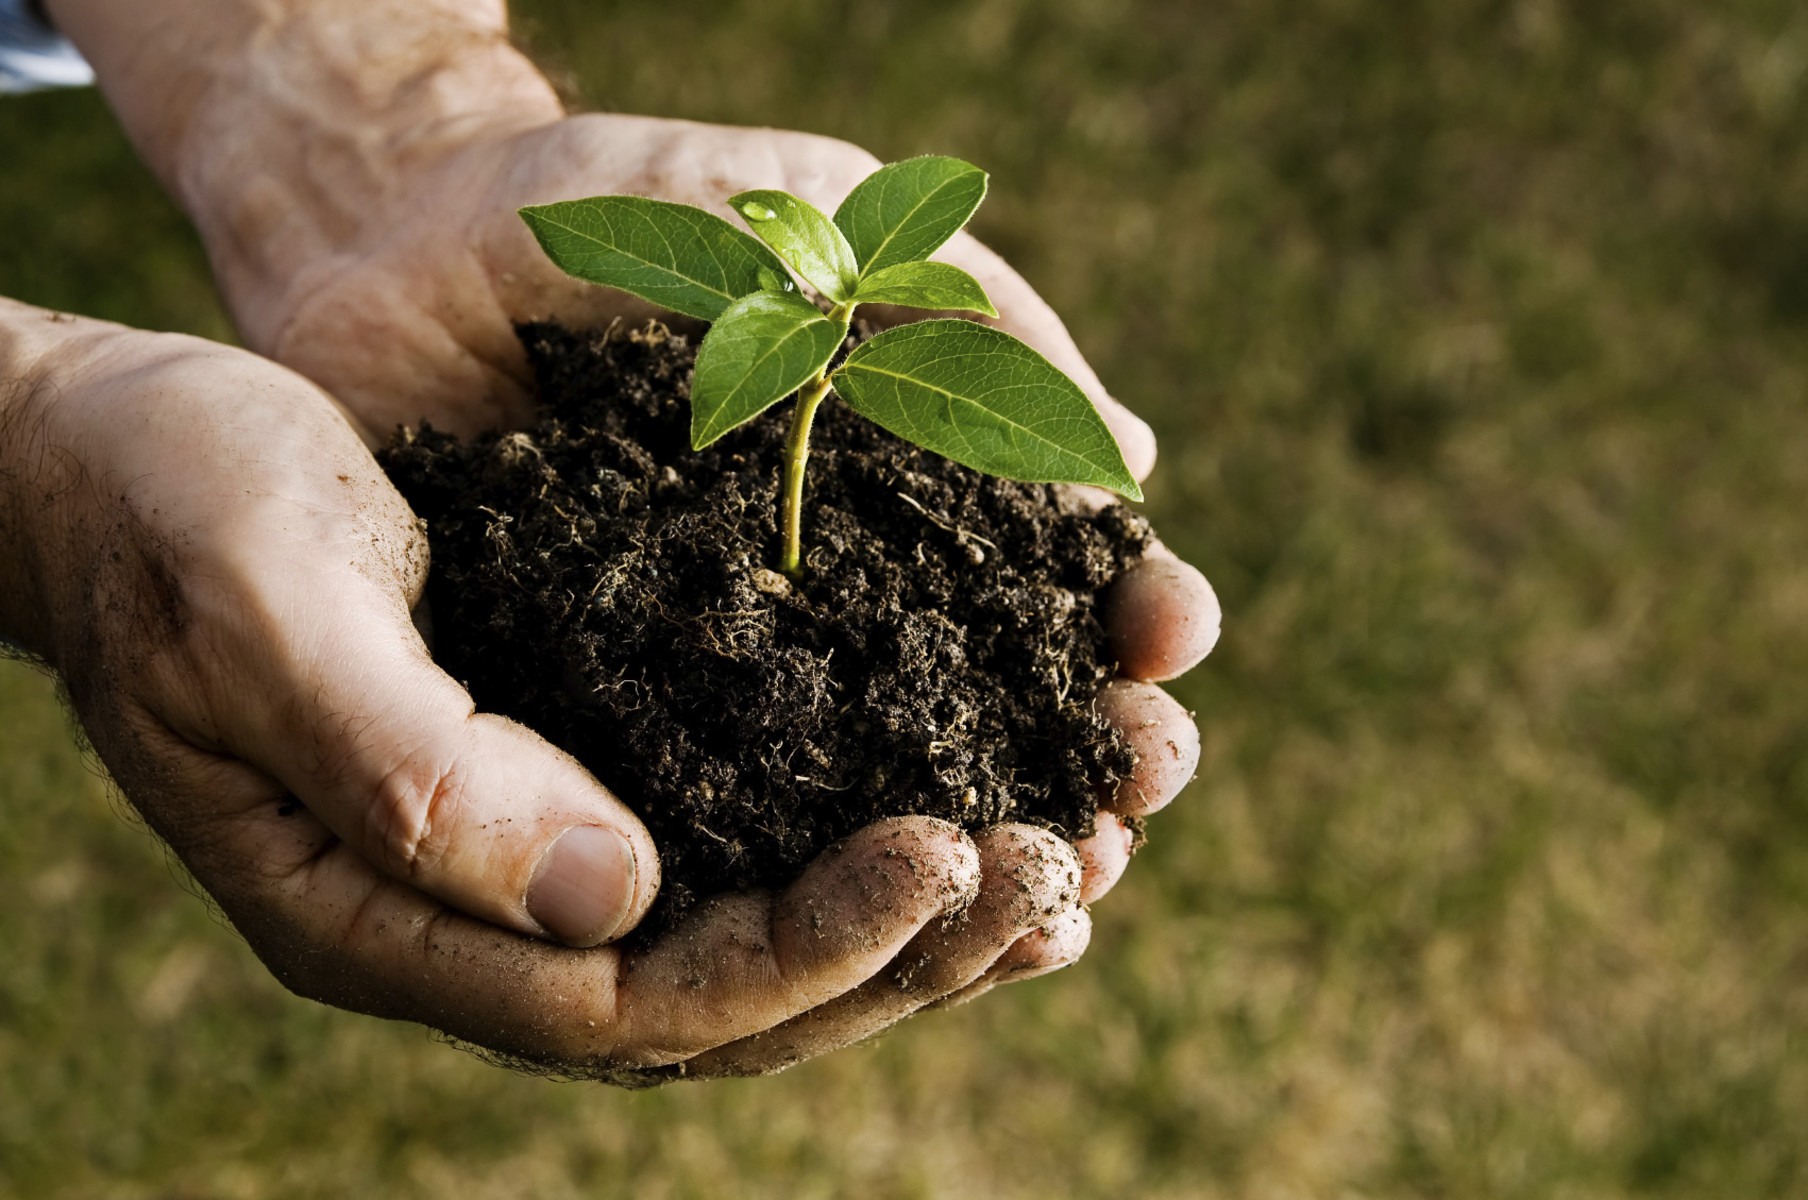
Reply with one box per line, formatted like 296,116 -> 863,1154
4,0 -> 1808,1194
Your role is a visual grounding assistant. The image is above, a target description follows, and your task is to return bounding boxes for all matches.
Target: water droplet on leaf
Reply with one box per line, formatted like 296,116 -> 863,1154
740,201 -> 777,221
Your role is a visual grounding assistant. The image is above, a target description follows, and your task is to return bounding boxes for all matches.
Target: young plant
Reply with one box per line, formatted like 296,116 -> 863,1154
519,156 -> 1142,577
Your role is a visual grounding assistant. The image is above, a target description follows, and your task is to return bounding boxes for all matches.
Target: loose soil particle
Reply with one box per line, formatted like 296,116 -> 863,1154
380,321 -> 1154,939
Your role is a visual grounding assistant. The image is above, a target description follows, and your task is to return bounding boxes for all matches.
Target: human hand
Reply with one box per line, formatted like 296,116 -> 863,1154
248,107 -> 1220,982
0,301 -> 1110,1077
46,1 -> 1157,463
44,0 -> 1221,1030
226,113 -> 1166,480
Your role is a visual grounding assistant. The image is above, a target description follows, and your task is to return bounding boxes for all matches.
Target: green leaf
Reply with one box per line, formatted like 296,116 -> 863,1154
728,190 -> 862,304
850,261 -> 998,316
833,157 -> 989,276
518,196 -> 785,322
690,291 -> 847,448
832,321 -> 1143,500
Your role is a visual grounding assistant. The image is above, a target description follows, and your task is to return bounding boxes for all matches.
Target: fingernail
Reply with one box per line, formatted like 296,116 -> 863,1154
527,825 -> 638,947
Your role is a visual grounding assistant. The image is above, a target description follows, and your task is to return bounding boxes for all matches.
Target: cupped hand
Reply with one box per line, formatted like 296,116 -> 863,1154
224,112 -> 1222,1019
0,308 -> 1117,1077
242,113 -> 1158,478
30,0 -> 1212,1075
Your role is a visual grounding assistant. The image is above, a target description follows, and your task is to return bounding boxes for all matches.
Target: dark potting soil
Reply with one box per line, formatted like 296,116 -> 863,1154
379,321 -> 1154,940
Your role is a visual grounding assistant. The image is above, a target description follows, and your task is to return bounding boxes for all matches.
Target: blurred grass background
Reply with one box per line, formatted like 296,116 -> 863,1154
4,0 -> 1808,1194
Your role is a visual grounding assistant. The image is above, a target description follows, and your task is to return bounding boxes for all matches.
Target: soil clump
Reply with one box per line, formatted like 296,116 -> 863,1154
380,322 -> 1154,938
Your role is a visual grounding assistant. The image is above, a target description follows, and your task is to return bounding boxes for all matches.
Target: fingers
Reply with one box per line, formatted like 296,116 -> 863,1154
120,713 -> 984,1073
935,231 -> 1157,481
1095,679 -> 1201,817
996,908 -> 1095,980
671,824 -> 1083,1078
1094,553 -> 1213,827
605,817 -> 981,1067
1075,810 -> 1134,904
933,908 -> 1095,1011
1104,555 -> 1222,682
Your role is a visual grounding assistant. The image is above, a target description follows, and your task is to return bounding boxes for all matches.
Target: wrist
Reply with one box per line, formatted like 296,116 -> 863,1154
0,298 -> 95,656
44,0 -> 564,352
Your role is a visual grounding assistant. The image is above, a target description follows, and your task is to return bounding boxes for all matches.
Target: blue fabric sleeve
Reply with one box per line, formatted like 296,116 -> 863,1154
0,0 -> 94,93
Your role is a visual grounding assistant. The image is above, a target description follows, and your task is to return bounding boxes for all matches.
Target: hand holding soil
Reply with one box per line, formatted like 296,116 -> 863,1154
20,0 -> 1222,1078
381,321 -> 1213,951
0,300 -> 1195,1079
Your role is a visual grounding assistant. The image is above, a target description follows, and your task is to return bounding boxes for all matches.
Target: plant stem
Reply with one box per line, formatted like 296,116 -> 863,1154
778,303 -> 855,578
779,371 -> 835,577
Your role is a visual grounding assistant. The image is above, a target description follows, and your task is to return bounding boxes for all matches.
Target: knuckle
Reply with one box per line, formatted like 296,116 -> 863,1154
367,758 -> 464,878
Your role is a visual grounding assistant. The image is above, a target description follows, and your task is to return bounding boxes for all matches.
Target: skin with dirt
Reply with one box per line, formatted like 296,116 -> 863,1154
380,322 -> 1154,939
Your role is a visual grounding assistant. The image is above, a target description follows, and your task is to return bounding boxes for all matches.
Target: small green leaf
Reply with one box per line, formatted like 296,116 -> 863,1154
850,261 -> 998,316
728,190 -> 862,304
520,196 -> 785,322
691,291 -> 847,448
834,157 -> 989,276
832,320 -> 1142,500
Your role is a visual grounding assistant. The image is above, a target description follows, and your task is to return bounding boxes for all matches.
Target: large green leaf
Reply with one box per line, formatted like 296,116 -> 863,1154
832,321 -> 1143,500
690,291 -> 847,448
833,157 -> 989,275
519,196 -> 784,322
851,261 -> 998,316
728,190 -> 861,304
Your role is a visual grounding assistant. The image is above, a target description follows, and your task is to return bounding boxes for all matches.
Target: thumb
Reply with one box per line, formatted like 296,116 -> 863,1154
191,571 -> 660,948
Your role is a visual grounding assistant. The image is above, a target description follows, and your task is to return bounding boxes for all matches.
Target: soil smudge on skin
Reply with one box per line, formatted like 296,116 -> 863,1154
380,322 -> 1152,938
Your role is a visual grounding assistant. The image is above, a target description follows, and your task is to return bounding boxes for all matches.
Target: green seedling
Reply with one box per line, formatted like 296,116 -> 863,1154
519,156 -> 1142,577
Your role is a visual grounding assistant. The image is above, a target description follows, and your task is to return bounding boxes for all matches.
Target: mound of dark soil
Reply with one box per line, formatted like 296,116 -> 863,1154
379,322 -> 1153,938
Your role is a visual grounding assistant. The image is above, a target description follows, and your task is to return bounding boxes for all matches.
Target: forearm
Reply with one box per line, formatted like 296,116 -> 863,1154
41,0 -> 563,350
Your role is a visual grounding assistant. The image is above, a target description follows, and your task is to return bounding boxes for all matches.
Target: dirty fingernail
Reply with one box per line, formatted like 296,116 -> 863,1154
527,825 -> 638,947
